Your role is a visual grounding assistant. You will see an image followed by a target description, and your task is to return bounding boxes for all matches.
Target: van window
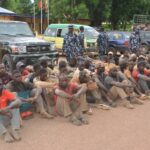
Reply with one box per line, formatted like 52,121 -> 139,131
61,28 -> 68,37
57,29 -> 62,37
44,28 -> 57,37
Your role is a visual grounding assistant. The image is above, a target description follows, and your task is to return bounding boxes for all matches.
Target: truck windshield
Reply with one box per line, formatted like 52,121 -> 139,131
85,27 -> 99,39
0,22 -> 34,36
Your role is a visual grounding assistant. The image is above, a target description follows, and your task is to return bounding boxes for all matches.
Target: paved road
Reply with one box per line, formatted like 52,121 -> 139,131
1,101 -> 150,150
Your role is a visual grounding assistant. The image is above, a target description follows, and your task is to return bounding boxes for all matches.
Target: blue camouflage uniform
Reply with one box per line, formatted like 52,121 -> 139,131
97,32 -> 108,58
78,32 -> 85,51
129,30 -> 141,53
62,32 -> 82,62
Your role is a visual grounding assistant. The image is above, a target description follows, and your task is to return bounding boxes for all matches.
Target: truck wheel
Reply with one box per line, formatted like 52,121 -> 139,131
2,54 -> 14,72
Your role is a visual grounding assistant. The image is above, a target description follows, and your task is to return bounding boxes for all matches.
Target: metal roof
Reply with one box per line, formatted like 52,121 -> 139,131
0,7 -> 16,15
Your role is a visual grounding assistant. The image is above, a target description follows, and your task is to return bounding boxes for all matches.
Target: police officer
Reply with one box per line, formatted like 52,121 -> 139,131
129,27 -> 141,53
78,26 -> 85,54
62,25 -> 82,65
97,27 -> 108,60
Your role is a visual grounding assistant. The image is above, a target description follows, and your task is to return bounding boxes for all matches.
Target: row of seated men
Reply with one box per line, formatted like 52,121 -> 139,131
0,52 -> 150,143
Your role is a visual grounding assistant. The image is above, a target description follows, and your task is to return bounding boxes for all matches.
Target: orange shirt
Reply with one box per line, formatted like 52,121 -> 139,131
0,90 -> 15,109
124,69 -> 132,79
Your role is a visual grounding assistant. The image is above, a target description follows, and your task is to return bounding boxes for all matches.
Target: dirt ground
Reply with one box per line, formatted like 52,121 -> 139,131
1,100 -> 150,150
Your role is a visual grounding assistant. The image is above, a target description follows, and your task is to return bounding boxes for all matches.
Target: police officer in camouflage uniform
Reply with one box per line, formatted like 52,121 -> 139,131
62,25 -> 82,64
78,26 -> 85,54
129,28 -> 141,53
97,27 -> 108,60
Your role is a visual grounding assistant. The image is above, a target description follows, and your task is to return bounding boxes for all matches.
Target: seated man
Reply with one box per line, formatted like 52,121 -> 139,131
71,60 -> 91,84
0,79 -> 21,143
72,61 -> 109,110
33,68 -> 58,114
54,73 -> 88,126
16,61 -> 30,79
40,59 -> 54,76
104,67 -> 134,109
53,60 -> 74,76
132,61 -> 150,96
7,70 -> 53,119
0,63 -> 12,85
24,63 -> 41,84
94,62 -> 115,106
117,62 -> 144,104
79,70 -> 110,110
103,56 -> 116,74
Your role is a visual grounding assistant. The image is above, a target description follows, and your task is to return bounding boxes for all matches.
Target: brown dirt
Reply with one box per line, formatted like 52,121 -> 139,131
1,101 -> 150,150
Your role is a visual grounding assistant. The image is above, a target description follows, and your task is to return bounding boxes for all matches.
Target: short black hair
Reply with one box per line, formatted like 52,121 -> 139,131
59,60 -> 67,69
40,60 -> 48,67
137,61 -> 146,68
119,61 -> 128,72
80,26 -> 84,31
33,63 -> 41,72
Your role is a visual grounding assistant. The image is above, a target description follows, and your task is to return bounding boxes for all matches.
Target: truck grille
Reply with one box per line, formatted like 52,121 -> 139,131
27,45 -> 50,53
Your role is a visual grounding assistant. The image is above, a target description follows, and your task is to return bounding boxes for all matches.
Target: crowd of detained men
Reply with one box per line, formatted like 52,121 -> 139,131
0,24 -> 150,143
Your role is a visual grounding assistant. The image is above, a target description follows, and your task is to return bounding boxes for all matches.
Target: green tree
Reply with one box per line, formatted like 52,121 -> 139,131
50,0 -> 89,23
84,0 -> 111,26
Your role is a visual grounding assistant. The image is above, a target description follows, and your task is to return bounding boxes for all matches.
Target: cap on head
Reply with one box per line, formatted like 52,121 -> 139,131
16,61 -> 25,70
108,51 -> 113,55
68,24 -> 74,29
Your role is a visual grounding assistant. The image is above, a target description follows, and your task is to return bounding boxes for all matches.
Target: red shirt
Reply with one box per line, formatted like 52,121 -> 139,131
132,69 -> 149,81
22,69 -> 30,76
0,90 -> 15,109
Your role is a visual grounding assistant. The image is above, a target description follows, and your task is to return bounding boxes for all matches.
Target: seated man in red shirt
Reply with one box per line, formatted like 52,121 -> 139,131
0,79 -> 21,143
132,61 -> 150,95
54,73 -> 88,126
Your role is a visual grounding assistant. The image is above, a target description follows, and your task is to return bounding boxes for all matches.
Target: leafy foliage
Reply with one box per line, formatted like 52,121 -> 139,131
0,0 -> 150,29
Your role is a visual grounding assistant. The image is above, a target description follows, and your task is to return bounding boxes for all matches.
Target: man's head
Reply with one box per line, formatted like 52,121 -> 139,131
78,61 -> 85,71
79,26 -> 84,32
128,61 -> 135,72
119,61 -> 128,72
79,70 -> 90,84
129,53 -> 137,62
96,62 -> 105,74
137,61 -> 146,73
59,73 -> 69,89
39,68 -> 48,81
68,25 -> 74,33
0,63 -> 6,75
12,70 -> 22,82
59,60 -> 67,73
33,63 -> 41,76
103,56 -> 109,63
138,55 -> 146,62
0,79 -> 3,93
40,59 -> 48,68
16,61 -> 26,72
108,51 -> 114,59
109,67 -> 118,78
